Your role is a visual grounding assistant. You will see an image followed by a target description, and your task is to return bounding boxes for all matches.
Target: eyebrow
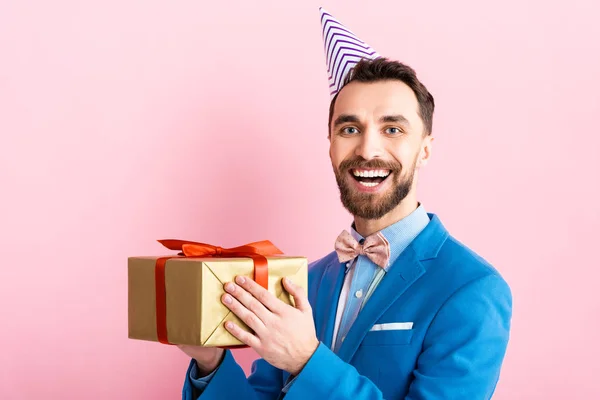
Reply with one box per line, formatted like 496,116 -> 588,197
380,115 -> 410,126
333,114 -> 360,128
332,114 -> 411,128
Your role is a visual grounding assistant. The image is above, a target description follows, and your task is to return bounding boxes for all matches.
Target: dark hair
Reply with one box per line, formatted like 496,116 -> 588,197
328,57 -> 435,136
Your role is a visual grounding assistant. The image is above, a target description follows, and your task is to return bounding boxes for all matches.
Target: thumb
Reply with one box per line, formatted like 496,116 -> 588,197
283,277 -> 311,312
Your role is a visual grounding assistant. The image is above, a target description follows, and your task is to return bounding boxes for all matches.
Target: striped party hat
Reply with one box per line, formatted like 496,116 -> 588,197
320,7 -> 380,99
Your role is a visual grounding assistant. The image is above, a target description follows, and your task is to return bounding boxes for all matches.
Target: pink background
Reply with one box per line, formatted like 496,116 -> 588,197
1,0 -> 599,398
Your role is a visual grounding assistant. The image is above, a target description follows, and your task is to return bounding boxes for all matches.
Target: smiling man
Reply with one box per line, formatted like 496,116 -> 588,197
178,8 -> 512,400
329,78 -> 430,225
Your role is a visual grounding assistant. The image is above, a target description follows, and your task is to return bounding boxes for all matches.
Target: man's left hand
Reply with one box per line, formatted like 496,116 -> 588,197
221,275 -> 319,376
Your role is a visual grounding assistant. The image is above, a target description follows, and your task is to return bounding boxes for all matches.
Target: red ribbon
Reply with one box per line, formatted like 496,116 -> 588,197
154,239 -> 284,345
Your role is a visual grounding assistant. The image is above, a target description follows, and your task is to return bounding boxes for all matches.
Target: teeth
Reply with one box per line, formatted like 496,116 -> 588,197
359,181 -> 379,187
352,169 -> 391,178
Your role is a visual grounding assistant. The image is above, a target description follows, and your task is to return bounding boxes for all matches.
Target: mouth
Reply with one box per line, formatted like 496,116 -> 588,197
350,168 -> 392,188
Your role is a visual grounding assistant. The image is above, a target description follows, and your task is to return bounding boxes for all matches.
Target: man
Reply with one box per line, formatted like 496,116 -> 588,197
178,8 -> 512,399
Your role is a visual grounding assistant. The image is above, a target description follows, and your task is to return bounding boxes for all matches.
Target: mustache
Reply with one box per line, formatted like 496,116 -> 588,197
338,158 -> 401,172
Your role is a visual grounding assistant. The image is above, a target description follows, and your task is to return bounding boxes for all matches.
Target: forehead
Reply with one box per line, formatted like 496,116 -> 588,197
333,80 -> 422,128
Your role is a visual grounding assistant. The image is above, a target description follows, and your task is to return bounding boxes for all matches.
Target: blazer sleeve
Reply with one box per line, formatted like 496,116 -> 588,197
182,349 -> 285,400
282,273 -> 512,400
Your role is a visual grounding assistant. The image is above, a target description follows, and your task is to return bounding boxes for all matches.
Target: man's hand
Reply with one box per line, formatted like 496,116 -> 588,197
221,276 -> 319,376
177,345 -> 224,377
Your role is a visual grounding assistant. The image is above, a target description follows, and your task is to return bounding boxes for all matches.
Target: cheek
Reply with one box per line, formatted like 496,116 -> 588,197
388,142 -> 420,168
388,152 -> 409,169
329,140 -> 352,167
388,158 -> 415,179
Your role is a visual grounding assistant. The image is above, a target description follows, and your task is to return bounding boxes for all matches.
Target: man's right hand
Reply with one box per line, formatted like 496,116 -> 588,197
177,345 -> 225,377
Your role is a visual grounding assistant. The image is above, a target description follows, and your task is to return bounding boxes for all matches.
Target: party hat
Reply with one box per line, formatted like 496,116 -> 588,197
320,7 -> 380,99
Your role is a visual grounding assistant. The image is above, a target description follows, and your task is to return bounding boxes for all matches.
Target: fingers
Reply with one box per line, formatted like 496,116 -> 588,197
224,279 -> 275,322
282,277 -> 311,312
224,320 -> 261,349
233,276 -> 285,314
222,289 -> 268,336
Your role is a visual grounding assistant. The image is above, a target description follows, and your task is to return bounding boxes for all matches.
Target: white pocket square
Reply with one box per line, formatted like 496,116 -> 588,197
370,322 -> 414,331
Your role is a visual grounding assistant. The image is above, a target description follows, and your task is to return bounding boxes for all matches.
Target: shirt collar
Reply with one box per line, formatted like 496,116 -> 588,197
349,203 -> 430,271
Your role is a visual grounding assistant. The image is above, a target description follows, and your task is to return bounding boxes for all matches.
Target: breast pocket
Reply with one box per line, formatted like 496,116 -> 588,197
361,328 -> 414,346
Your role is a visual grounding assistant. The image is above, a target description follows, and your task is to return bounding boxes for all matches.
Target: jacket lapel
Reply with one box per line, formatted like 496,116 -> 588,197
314,257 -> 347,349
336,245 -> 425,362
335,213 -> 449,363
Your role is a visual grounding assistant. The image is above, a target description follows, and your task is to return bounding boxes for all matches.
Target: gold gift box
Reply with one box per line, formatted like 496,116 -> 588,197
128,255 -> 308,347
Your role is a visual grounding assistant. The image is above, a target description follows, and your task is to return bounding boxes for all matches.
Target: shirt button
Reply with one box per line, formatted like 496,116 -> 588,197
355,289 -> 363,298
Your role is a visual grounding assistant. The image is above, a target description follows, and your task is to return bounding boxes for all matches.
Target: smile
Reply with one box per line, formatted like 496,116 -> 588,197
351,169 -> 391,188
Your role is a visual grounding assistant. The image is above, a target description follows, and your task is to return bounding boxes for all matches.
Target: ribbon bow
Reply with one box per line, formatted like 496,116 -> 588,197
334,230 -> 390,269
158,239 -> 283,259
153,239 -> 283,345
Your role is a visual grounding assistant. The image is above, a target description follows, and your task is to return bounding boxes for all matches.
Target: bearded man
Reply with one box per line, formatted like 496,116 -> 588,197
178,8 -> 512,400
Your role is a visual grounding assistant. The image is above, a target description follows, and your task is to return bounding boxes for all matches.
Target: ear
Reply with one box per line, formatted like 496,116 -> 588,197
417,135 -> 434,167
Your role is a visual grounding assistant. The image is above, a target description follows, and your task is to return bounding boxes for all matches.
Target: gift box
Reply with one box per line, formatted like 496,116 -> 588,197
127,239 -> 308,347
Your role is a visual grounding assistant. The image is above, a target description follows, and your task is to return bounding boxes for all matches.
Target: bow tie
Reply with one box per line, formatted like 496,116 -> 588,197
334,230 -> 390,269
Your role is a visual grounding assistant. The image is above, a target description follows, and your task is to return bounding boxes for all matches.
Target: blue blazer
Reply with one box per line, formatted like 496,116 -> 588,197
182,213 -> 512,399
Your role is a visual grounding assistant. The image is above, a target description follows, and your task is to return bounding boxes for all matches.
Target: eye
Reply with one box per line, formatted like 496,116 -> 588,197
385,127 -> 403,135
342,126 -> 359,135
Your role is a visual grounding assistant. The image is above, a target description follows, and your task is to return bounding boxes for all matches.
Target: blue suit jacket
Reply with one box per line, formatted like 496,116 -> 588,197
182,213 -> 512,399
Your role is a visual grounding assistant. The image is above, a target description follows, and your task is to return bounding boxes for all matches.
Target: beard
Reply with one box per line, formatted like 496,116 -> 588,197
334,157 -> 416,220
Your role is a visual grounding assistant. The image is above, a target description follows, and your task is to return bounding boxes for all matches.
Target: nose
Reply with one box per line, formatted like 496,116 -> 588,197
354,127 -> 384,160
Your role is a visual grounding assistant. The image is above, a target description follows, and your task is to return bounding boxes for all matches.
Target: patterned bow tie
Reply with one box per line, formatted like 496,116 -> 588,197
334,230 -> 390,269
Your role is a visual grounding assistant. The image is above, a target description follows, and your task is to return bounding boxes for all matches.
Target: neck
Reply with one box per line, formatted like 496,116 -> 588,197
353,195 -> 419,237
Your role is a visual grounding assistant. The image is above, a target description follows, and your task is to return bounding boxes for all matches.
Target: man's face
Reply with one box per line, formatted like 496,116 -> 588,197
329,80 -> 431,220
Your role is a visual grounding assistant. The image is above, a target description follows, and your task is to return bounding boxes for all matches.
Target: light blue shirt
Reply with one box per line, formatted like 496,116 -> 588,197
332,204 -> 430,353
190,204 -> 431,394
